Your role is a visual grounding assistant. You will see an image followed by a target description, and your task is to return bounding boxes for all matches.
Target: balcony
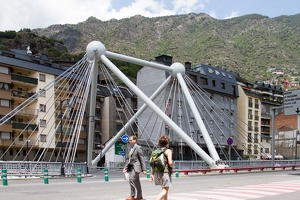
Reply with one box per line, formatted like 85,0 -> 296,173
11,73 -> 38,85
14,107 -> 38,117
261,113 -> 272,119
56,127 -> 73,134
14,139 -> 40,147
12,122 -> 38,131
0,139 -> 13,147
12,90 -> 36,99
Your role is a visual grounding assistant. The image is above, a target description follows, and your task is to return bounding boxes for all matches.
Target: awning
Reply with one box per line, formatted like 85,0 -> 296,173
262,154 -> 283,159
262,154 -> 272,159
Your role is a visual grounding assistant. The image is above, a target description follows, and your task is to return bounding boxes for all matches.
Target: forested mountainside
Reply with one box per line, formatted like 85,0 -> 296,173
1,13 -> 300,81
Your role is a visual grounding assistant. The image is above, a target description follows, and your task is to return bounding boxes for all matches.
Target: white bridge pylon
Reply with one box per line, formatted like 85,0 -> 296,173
87,41 -> 224,168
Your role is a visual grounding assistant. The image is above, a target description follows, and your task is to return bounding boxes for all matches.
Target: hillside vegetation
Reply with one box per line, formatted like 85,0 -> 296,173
1,13 -> 300,82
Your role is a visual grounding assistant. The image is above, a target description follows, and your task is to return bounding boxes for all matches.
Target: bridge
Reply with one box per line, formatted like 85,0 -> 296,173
0,41 -> 288,176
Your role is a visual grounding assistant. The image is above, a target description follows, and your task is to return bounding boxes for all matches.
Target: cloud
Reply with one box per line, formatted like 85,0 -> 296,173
173,0 -> 205,14
209,10 -> 217,19
0,0 -> 206,31
224,11 -> 240,19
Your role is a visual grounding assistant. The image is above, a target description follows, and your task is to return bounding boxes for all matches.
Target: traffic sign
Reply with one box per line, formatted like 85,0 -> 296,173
121,151 -> 125,156
227,137 -> 233,146
283,89 -> 300,116
121,134 -> 129,143
115,141 -> 125,155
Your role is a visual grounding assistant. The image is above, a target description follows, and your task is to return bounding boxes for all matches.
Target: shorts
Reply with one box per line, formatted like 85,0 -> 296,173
153,171 -> 172,187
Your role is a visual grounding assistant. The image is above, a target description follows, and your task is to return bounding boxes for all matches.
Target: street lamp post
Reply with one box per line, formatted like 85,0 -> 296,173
26,126 -> 32,162
85,113 -> 95,174
60,99 -> 69,177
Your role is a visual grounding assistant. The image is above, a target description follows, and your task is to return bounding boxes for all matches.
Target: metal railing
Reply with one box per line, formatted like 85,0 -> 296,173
1,160 -> 300,177
0,161 -> 87,177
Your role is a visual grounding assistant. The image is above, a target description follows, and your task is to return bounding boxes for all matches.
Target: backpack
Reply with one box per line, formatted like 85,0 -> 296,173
150,148 -> 167,172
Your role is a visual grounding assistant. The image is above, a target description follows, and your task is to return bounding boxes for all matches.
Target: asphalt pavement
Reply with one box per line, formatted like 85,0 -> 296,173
1,169 -> 300,200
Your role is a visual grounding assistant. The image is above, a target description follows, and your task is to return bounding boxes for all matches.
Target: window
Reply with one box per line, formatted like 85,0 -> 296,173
78,139 -> 85,144
116,124 -> 123,132
248,97 -> 253,107
209,120 -> 214,127
40,119 -> 46,127
19,134 -> 24,141
0,82 -> 10,90
40,135 -> 47,142
220,135 -> 224,141
0,99 -> 10,107
189,75 -> 197,83
212,80 -> 216,87
200,77 -> 208,85
39,74 -> 46,82
248,109 -> 253,119
232,86 -> 236,95
0,66 -> 9,74
230,123 -> 234,130
248,133 -> 252,142
39,89 -> 46,97
220,122 -> 224,128
1,132 -> 11,139
221,82 -> 225,89
248,121 -> 252,130
40,104 -> 46,112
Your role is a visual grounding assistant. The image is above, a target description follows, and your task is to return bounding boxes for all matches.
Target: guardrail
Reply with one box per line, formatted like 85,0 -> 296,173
177,165 -> 300,175
0,161 -> 87,177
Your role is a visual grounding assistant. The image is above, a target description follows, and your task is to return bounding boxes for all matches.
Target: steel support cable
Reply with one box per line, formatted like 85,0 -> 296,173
185,76 -> 265,159
36,59 -> 91,162
63,61 -> 93,163
35,58 -> 91,162
0,56 -> 89,127
67,65 -> 93,163
43,59 -> 91,162
183,76 -> 237,160
184,77 -> 242,160
136,76 -> 174,150
98,62 -> 158,147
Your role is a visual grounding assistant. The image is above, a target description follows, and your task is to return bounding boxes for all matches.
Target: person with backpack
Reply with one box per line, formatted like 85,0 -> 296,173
149,135 -> 174,200
123,135 -> 147,200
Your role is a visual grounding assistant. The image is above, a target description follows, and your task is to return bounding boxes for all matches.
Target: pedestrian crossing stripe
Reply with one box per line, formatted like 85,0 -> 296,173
140,179 -> 300,200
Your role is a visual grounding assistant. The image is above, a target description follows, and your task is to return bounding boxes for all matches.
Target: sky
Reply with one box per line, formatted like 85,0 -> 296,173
0,0 -> 299,32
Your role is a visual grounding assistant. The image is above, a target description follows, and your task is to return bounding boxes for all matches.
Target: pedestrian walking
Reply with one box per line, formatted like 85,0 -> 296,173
123,135 -> 147,200
149,135 -> 174,200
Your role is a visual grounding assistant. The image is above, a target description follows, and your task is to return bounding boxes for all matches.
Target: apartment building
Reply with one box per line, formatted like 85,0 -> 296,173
236,76 -> 283,160
0,49 -> 79,161
0,48 -> 137,164
136,55 -> 239,160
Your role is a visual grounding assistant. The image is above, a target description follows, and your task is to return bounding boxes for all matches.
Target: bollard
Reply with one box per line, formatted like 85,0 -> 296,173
77,168 -> 82,183
175,166 -> 179,178
44,168 -> 49,184
104,168 -> 109,182
2,169 -> 8,186
146,167 -> 150,179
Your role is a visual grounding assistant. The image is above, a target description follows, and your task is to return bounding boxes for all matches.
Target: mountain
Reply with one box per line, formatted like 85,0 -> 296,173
3,13 -> 300,82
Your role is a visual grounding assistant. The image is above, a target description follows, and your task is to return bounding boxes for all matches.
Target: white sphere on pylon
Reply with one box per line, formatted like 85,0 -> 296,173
86,41 -> 106,61
170,62 -> 186,77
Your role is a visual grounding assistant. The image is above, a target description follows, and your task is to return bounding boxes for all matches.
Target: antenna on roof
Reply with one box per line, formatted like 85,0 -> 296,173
27,45 -> 32,56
